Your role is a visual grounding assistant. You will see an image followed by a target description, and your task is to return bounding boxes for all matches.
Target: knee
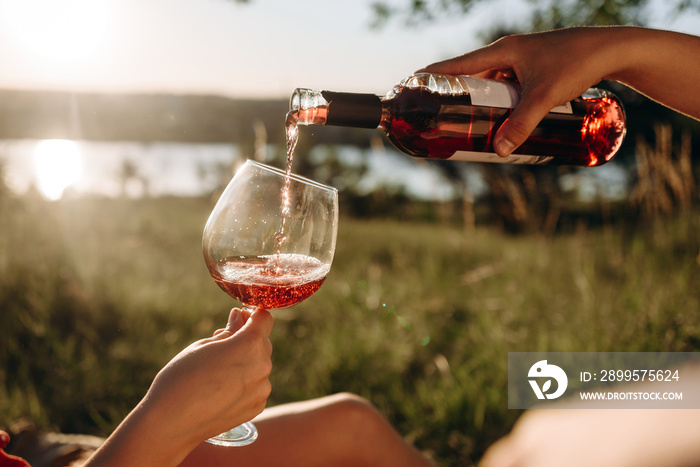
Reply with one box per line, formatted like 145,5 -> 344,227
324,393 -> 385,434
326,392 -> 376,415
328,392 -> 374,408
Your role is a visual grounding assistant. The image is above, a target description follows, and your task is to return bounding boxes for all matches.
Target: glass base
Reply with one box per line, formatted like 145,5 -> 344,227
205,421 -> 258,447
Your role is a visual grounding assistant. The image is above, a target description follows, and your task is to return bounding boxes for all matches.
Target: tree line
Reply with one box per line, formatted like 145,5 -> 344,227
0,89 -> 377,148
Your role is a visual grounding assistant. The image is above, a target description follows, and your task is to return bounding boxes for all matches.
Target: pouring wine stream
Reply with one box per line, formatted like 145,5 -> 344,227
274,110 -> 299,270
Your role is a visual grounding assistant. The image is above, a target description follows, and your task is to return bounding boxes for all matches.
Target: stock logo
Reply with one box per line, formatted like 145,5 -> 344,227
528,360 -> 568,400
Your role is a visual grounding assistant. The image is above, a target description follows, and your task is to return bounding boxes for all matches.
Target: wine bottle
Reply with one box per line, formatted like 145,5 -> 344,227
289,73 -> 626,166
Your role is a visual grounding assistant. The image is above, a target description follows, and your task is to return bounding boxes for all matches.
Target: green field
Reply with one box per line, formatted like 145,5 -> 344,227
1,195 -> 699,465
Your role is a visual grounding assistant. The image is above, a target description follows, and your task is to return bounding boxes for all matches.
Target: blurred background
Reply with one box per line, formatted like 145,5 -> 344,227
1,0 -> 699,465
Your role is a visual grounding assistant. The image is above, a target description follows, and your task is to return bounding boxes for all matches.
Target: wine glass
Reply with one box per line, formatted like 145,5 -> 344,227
201,160 -> 338,446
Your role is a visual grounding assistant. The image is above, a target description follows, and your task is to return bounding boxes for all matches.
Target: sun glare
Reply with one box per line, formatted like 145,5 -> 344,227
2,0 -> 111,61
34,140 -> 83,201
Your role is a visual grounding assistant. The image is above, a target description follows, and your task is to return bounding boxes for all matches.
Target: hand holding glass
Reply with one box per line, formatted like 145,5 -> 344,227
201,160 -> 338,446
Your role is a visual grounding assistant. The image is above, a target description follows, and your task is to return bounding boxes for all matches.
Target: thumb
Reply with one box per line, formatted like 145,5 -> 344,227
494,92 -> 554,158
248,307 -> 274,338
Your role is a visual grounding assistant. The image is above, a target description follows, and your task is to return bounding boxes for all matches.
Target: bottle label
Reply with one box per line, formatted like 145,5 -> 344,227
462,77 -> 572,114
447,150 -> 555,164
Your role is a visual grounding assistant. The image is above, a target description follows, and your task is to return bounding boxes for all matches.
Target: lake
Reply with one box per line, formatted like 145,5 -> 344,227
0,138 -> 627,202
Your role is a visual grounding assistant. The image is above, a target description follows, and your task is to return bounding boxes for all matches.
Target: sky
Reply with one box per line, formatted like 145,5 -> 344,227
0,0 -> 698,202
1,0 -> 696,100
0,0 -> 485,98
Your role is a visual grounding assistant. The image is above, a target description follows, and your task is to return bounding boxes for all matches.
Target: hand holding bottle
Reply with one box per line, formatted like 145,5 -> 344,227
292,71 -> 625,166
421,26 -> 700,157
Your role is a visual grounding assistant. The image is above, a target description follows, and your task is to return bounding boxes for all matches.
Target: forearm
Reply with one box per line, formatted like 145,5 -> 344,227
82,396 -> 201,467
606,27 -> 700,119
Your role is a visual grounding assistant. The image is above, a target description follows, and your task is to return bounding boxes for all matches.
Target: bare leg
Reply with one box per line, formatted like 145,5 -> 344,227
178,393 -> 435,467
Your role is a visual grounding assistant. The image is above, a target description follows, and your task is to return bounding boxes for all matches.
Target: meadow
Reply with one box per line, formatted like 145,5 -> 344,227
1,193 -> 699,465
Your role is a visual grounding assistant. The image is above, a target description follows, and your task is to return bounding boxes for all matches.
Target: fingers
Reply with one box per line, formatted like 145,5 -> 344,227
419,38 -> 514,77
224,307 -> 249,333
419,51 -> 497,76
212,308 -> 247,337
212,308 -> 274,351
494,89 -> 558,157
416,36 -> 551,158
217,307 -> 274,358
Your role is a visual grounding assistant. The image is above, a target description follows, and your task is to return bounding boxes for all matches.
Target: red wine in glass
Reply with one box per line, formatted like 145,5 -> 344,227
206,254 -> 330,309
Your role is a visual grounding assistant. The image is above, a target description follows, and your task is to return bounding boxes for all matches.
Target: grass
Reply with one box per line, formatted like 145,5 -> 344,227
1,193 -> 699,465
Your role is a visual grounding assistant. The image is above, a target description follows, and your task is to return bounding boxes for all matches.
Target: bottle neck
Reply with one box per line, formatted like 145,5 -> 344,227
320,91 -> 383,129
290,89 -> 383,129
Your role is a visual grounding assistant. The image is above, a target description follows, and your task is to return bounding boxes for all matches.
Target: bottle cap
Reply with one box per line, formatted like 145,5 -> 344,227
321,91 -> 382,129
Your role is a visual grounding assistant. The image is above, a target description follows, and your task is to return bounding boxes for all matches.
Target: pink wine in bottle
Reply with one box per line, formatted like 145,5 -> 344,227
206,253 -> 330,309
289,73 -> 626,166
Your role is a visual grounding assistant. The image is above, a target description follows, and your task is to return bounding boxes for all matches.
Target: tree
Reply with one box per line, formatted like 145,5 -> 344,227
370,0 -> 699,30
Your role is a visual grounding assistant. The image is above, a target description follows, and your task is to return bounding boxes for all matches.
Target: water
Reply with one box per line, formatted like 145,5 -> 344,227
0,138 -> 629,202
0,139 -> 241,199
